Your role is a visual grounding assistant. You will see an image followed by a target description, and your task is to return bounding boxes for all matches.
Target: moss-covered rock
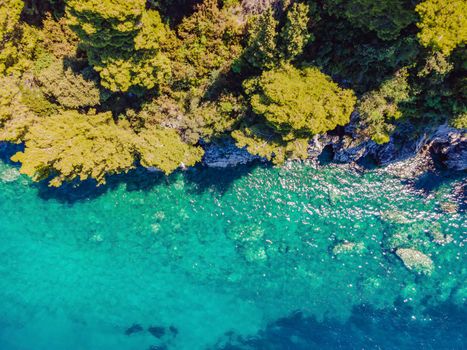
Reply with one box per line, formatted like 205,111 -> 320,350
395,248 -> 434,275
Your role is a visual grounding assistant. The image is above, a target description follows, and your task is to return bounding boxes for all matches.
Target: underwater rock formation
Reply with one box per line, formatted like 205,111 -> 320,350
125,323 -> 144,335
395,248 -> 434,275
332,241 -> 366,255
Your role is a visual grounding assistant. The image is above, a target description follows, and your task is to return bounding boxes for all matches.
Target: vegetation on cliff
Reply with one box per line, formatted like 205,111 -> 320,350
0,0 -> 465,185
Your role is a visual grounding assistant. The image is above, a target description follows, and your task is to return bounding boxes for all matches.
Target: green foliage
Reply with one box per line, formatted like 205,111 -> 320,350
19,83 -> 58,117
450,112 -> 467,129
232,125 -> 309,164
416,0 -> 467,55
450,111 -> 467,129
243,8 -> 279,70
137,128 -> 204,174
0,0 -> 41,76
245,64 -> 356,137
36,59 -> 101,108
0,0 -> 23,43
243,3 -> 312,70
66,0 -> 173,92
0,0 -> 463,183
357,68 -> 412,144
139,93 -> 246,144
11,111 -> 137,186
323,0 -> 416,40
279,3 -> 312,61
7,107 -> 204,185
0,76 -> 36,143
41,15 -> 79,59
175,0 -> 244,86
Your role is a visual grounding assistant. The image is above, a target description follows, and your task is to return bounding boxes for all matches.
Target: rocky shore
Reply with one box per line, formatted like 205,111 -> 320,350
202,116 -> 466,179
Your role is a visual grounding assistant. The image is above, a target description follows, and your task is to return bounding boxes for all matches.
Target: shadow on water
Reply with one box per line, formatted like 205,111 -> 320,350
33,167 -> 170,204
0,140 -> 261,204
184,161 -> 267,195
0,142 -> 23,165
211,303 -> 466,350
407,170 -> 466,211
30,162 -> 264,204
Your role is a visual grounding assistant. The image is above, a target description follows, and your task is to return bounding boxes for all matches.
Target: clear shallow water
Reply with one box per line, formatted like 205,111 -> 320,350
0,155 -> 465,350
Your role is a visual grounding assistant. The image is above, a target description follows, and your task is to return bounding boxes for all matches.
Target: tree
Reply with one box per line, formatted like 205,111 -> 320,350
175,0 -> 244,86
137,128 -> 204,174
416,0 -> 467,55
0,76 -> 36,143
36,59 -> 101,109
232,124 -> 310,164
11,111 -> 137,186
323,0 -> 416,40
0,0 -> 23,44
357,68 -> 412,144
243,7 -> 279,70
0,0 -> 41,76
245,63 -> 356,137
66,0 -> 173,92
279,2 -> 312,61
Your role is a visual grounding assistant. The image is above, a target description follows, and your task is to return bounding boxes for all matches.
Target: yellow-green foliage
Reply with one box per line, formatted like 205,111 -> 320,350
0,0 -> 23,43
175,0 -> 244,86
7,106 -> 204,185
357,68 -> 412,144
0,76 -> 36,143
243,8 -> 278,69
416,0 -> 467,55
11,111 -> 137,186
66,0 -> 173,92
41,15 -> 79,59
19,83 -> 57,117
280,3 -> 311,61
232,125 -> 309,164
323,0 -> 416,40
0,3 -> 41,77
184,94 -> 246,143
245,64 -> 356,137
36,59 -> 101,108
139,93 -> 245,144
450,112 -> 467,129
137,128 -> 204,174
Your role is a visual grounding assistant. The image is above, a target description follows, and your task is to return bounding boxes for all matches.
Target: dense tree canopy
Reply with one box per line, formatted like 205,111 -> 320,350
244,64 -> 356,137
0,0 -> 464,186
323,0 -> 416,40
11,111 -> 137,186
66,0 -> 173,92
416,0 -> 467,55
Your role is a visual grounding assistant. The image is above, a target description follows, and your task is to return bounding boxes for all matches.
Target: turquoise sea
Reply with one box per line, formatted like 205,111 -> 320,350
0,149 -> 465,349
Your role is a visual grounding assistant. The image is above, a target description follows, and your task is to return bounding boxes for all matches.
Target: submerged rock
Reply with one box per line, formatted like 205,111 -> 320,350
0,168 -> 20,182
381,210 -> 412,224
439,201 -> 459,214
428,226 -> 453,246
148,326 -> 165,338
125,323 -> 143,335
332,241 -> 365,255
395,248 -> 434,275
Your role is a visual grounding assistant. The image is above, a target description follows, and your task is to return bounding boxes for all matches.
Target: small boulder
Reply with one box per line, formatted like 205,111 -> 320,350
148,326 -> 165,338
395,248 -> 434,275
125,323 -> 143,336
332,241 -> 365,255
